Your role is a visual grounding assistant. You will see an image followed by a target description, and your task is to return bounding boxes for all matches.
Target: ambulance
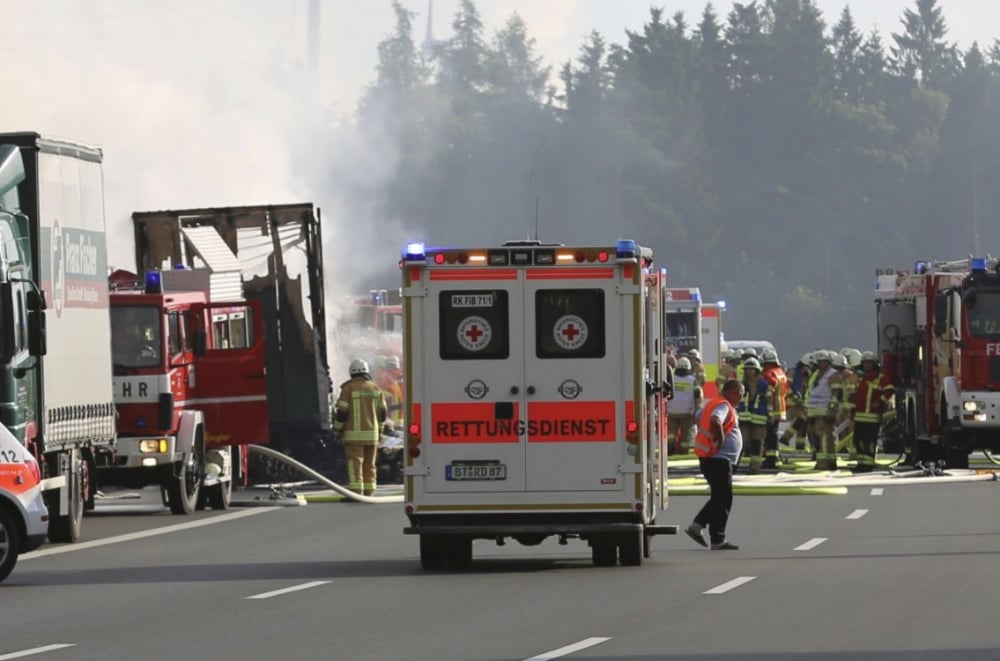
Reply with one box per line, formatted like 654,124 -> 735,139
400,240 -> 677,569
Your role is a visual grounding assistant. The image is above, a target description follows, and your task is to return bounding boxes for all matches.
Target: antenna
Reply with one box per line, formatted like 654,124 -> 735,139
534,197 -> 540,241
421,0 -> 449,60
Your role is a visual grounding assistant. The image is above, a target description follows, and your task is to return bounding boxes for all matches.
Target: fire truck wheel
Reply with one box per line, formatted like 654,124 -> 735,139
591,539 -> 618,567
618,531 -> 643,567
207,479 -> 232,511
167,456 -> 201,515
48,449 -> 84,544
419,535 -> 448,570
0,507 -> 22,582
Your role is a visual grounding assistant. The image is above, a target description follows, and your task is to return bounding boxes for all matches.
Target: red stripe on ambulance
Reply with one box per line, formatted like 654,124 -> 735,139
429,269 -> 518,281
526,268 -> 614,280
430,402 -> 522,443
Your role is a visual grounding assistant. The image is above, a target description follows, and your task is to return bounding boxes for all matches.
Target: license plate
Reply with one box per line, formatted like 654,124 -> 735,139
446,462 -> 507,481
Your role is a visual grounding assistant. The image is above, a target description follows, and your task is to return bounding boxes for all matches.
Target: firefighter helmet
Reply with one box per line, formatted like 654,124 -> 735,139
349,358 -> 370,376
740,347 -> 758,359
687,348 -> 702,361
815,350 -> 832,363
761,348 -> 779,364
676,357 -> 692,370
743,357 -> 762,371
725,348 -> 741,362
832,353 -> 848,369
860,351 -> 878,364
384,356 -> 401,369
800,352 -> 815,366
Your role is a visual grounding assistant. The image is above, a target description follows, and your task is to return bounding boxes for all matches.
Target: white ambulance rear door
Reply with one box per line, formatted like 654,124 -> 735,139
420,267 -> 526,493
522,264 -> 629,492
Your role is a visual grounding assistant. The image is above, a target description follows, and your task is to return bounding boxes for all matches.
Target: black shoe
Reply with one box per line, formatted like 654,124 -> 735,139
711,541 -> 739,550
685,523 -> 708,548
760,457 -> 778,470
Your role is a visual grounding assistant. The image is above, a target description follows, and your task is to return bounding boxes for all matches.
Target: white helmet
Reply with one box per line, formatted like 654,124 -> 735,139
676,357 -> 692,370
687,348 -> 701,360
740,347 -> 758,359
743,357 -> 762,371
815,350 -> 832,364
761,348 -> 779,364
384,356 -> 400,369
349,358 -> 370,376
832,353 -> 848,369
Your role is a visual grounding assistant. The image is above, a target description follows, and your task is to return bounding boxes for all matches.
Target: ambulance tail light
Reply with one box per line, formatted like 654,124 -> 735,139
626,420 -> 639,444
597,251 -> 609,263
25,453 -> 41,486
408,423 -> 422,458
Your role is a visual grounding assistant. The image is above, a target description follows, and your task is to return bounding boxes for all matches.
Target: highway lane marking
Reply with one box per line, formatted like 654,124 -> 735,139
846,509 -> 869,520
245,580 -> 331,600
703,576 -> 756,594
0,644 -> 75,660
21,509 -> 276,560
794,537 -> 827,551
871,488 -> 884,495
523,637 -> 611,661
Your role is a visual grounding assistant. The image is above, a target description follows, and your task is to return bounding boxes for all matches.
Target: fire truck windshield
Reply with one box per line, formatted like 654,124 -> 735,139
111,305 -> 162,368
965,290 -> 1000,339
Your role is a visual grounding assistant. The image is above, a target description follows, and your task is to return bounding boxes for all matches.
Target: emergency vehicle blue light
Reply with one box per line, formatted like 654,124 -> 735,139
914,261 -> 929,274
144,271 -> 163,294
971,257 -> 988,272
616,240 -> 637,258
691,292 -> 701,302
718,300 -> 727,310
403,243 -> 426,260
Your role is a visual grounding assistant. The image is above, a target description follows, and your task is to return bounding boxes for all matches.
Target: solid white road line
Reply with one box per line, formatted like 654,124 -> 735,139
523,637 -> 611,661
846,509 -> 869,520
0,644 -> 75,660
794,537 -> 827,551
245,580 -> 331,600
703,576 -> 756,595
871,488 -> 884,496
22,509 -> 275,560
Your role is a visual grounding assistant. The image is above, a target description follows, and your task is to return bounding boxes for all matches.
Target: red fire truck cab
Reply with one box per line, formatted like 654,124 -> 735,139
102,270 -> 269,513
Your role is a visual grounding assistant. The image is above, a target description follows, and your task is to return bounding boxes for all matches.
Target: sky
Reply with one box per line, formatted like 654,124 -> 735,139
0,0 -> 996,346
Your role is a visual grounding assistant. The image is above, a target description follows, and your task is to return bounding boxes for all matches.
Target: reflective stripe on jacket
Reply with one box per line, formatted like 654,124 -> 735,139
694,397 -> 737,458
671,373 -> 698,415
852,372 -> 895,423
763,366 -> 788,420
807,367 -> 836,417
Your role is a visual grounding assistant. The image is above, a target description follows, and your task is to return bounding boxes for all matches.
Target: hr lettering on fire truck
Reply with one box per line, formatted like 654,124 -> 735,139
400,239 -> 678,570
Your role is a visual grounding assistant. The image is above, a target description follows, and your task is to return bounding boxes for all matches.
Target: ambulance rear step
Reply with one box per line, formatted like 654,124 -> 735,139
404,524 -> 678,536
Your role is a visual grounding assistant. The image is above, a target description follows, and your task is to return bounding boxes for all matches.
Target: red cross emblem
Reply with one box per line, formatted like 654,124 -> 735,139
561,324 -> 580,341
465,324 -> 484,342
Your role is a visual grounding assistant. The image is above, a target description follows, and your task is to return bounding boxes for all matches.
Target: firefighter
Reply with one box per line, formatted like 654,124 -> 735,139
716,349 -> 741,390
375,355 -> 404,429
780,352 -> 814,452
333,358 -> 389,496
806,351 -> 843,471
687,348 -> 707,388
740,357 -> 770,473
737,347 -> 758,382
851,352 -> 895,472
835,350 -> 863,461
669,357 -> 702,454
760,349 -> 787,469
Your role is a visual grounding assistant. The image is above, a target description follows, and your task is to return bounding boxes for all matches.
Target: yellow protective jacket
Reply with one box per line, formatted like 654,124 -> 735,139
333,376 -> 388,444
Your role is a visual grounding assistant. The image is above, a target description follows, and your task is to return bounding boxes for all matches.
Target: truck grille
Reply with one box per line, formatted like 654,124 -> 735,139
991,357 -> 1000,383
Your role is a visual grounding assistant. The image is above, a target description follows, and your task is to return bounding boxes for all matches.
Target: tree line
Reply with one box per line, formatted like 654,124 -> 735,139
348,0 -> 1000,360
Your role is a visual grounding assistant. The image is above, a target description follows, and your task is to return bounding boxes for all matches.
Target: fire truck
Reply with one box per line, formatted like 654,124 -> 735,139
663,287 -> 724,397
336,288 -> 403,369
104,265 -> 270,513
874,257 -> 1000,468
400,240 -> 676,569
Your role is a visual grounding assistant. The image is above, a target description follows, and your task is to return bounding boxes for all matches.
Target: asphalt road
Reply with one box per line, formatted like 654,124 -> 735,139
4,478 -> 1000,661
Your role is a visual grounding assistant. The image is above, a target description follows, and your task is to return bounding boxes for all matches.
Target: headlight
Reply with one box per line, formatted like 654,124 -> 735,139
139,439 -> 169,453
962,401 -> 982,412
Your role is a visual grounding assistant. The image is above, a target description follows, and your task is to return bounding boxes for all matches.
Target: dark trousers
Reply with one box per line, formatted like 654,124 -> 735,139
695,457 -> 734,544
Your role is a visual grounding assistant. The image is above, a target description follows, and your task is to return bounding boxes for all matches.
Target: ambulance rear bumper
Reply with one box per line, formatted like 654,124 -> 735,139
405,522 -> 677,537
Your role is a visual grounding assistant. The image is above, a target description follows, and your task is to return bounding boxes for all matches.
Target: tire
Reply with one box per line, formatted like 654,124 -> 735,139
48,449 -> 84,543
591,540 -> 617,567
619,531 -> 643,567
419,535 -> 448,570
0,507 -> 22,582
643,531 -> 652,559
208,478 -> 232,510
447,537 -> 473,569
167,456 -> 201,515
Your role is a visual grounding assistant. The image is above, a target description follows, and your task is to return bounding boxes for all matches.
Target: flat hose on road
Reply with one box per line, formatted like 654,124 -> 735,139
248,444 -> 405,504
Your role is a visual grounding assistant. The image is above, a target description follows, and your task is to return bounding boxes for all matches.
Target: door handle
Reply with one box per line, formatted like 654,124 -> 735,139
510,386 -> 520,395
526,385 -> 536,395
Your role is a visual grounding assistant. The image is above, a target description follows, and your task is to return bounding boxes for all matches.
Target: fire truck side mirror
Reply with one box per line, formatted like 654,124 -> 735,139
0,282 -> 14,363
193,329 -> 207,355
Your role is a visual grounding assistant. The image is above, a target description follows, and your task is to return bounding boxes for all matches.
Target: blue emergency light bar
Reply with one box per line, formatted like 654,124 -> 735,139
616,240 -> 637,259
718,300 -> 727,310
403,243 -> 426,261
971,257 -> 988,273
144,271 -> 162,294
691,291 -> 701,302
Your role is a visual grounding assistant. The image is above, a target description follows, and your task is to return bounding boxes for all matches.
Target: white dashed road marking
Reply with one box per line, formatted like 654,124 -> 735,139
795,537 -> 827,551
245,580 -> 331,600
871,488 -> 884,496
0,644 -> 75,660
523,637 -> 612,661
704,576 -> 757,594
846,509 -> 869,520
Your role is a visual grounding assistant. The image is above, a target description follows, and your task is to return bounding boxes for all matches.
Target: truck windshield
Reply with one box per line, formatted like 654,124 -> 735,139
966,290 -> 1000,339
111,306 -> 162,368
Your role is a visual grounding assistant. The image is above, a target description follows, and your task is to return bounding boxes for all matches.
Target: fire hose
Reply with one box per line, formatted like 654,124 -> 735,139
248,444 -> 405,504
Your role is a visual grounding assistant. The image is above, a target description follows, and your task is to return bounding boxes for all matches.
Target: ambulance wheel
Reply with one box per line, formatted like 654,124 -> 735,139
0,507 -> 22,582
48,449 -> 84,544
591,540 -> 617,567
446,537 -> 473,569
619,532 -> 643,567
419,535 -> 448,570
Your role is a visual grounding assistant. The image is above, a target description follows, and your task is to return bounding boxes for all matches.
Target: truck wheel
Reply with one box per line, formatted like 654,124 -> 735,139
49,449 -> 84,543
167,456 -> 201,515
619,531 -> 643,567
446,537 -> 473,569
419,535 -> 448,570
643,531 -> 652,559
208,479 -> 232,510
0,507 -> 22,582
591,540 -> 617,567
